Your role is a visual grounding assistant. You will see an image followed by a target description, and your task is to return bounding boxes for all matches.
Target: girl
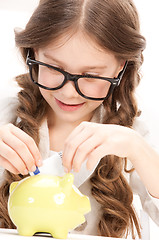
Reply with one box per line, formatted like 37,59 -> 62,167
0,0 -> 159,238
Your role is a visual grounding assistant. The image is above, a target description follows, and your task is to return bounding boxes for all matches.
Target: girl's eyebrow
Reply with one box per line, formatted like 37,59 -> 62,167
43,53 -> 107,70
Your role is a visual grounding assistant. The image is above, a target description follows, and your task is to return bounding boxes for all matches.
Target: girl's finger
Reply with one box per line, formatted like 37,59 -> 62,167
0,141 -> 28,175
63,124 -> 94,171
72,134 -> 102,172
9,124 -> 42,166
2,132 -> 36,172
0,155 -> 21,175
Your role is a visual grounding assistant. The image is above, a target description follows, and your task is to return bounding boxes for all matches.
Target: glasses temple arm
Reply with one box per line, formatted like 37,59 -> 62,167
118,61 -> 128,80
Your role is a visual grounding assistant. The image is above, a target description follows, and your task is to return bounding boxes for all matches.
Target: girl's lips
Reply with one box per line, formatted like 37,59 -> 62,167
55,98 -> 85,111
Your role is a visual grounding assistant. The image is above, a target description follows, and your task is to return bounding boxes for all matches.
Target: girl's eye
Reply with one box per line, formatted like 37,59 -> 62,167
84,72 -> 100,77
48,63 -> 60,69
85,72 -> 97,75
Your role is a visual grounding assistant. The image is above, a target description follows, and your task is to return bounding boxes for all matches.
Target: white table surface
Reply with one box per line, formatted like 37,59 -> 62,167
0,228 -> 121,240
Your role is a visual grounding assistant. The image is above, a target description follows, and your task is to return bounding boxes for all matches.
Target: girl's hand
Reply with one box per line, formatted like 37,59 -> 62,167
0,123 -> 42,175
62,121 -> 137,172
63,121 -> 159,198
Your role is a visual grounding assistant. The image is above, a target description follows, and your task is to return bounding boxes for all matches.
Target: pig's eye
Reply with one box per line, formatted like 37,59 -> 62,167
54,193 -> 65,204
28,197 -> 34,203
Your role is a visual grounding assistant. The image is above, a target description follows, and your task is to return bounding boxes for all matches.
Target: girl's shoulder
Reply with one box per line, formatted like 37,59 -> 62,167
133,115 -> 149,137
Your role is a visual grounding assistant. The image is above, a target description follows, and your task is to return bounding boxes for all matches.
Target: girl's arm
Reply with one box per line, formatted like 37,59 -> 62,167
62,121 -> 159,198
129,134 -> 159,198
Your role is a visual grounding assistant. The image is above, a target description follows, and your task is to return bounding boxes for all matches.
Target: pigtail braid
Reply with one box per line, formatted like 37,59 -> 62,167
16,73 -> 48,143
0,73 -> 48,229
91,61 -> 142,238
91,156 -> 140,238
0,172 -> 23,228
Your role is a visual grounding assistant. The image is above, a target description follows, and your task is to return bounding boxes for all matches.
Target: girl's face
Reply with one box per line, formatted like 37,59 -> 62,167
35,31 -> 123,126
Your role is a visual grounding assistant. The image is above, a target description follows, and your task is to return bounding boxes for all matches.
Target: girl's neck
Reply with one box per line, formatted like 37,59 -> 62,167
47,110 -> 93,152
48,121 -> 81,152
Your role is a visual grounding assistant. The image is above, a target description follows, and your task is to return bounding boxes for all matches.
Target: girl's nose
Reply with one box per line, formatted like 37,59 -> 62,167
59,80 -> 79,98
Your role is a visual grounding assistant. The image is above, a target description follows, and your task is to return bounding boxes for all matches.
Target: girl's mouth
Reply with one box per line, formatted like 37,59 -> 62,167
55,98 -> 85,112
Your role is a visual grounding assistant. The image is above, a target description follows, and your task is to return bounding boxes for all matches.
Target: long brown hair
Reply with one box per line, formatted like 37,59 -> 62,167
0,0 -> 146,238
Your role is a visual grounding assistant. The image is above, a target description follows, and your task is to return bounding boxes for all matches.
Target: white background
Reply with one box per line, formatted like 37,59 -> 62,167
0,0 -> 159,239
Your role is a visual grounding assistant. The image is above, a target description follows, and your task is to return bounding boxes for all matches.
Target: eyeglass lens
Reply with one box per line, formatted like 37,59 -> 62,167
31,63 -> 111,99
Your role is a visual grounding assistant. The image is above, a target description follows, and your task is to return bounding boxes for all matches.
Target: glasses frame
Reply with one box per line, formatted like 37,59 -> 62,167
26,51 -> 127,101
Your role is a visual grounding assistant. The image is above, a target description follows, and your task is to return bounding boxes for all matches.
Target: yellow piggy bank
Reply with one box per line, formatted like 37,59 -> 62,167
8,173 -> 91,239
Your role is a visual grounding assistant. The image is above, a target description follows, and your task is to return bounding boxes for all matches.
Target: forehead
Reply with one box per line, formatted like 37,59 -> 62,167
38,31 -> 118,69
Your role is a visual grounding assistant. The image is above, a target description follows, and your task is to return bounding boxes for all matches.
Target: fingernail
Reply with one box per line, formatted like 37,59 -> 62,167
23,169 -> 28,175
37,159 -> 43,167
64,167 -> 68,173
31,165 -> 36,172
72,165 -> 79,172
73,168 -> 79,173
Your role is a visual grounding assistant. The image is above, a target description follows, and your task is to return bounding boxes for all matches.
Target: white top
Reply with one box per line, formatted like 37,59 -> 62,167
0,96 -> 159,239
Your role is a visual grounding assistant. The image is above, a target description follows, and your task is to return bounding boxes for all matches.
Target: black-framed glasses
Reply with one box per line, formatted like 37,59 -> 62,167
26,51 -> 127,101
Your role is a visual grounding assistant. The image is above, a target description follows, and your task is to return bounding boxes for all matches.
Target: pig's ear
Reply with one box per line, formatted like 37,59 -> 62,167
60,173 -> 74,195
9,181 -> 19,194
